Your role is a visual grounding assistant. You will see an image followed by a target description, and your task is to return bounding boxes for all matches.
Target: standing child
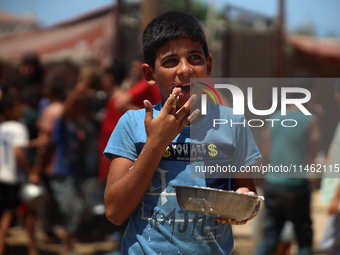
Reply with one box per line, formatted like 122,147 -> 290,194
104,11 -> 261,254
0,95 -> 40,255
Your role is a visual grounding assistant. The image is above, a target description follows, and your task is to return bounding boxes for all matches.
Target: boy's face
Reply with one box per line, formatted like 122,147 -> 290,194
142,38 -> 212,108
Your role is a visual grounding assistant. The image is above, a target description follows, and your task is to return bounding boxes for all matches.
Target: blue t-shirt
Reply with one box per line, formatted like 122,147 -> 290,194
104,102 -> 261,255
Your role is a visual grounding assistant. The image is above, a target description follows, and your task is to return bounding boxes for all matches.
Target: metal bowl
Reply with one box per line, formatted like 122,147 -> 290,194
173,185 -> 264,221
20,183 -> 47,210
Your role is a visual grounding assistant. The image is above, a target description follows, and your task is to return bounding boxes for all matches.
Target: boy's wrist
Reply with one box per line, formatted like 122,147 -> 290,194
144,137 -> 169,156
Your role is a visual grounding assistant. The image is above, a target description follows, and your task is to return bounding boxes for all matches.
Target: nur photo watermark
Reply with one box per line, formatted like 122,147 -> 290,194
187,78 -> 339,179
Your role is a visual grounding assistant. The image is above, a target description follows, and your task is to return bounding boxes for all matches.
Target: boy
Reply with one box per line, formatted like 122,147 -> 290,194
104,11 -> 261,254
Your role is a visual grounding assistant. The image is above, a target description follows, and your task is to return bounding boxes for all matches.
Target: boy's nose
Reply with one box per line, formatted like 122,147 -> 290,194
176,59 -> 193,76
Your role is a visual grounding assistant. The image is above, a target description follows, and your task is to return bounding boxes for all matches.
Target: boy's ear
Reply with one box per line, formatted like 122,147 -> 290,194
207,54 -> 212,77
141,63 -> 156,86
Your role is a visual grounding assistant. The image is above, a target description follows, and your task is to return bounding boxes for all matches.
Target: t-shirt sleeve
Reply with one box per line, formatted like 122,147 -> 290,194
231,115 -> 261,170
104,112 -> 138,162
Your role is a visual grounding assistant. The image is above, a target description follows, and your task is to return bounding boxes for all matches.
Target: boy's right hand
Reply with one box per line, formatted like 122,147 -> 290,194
143,87 -> 199,149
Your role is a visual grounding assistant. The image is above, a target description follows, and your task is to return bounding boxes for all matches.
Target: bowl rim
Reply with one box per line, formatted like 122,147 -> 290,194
173,185 -> 264,201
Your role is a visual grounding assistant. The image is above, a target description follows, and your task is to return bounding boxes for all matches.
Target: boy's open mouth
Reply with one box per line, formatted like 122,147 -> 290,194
174,83 -> 193,95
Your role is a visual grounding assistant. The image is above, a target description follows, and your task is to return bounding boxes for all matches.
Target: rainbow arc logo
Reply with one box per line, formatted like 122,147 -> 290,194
196,82 -> 222,115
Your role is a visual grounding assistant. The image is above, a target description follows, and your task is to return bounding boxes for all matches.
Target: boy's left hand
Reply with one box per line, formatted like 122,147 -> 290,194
216,187 -> 261,225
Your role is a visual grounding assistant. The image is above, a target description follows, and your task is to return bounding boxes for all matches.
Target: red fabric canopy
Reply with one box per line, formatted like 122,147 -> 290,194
0,5 -> 116,65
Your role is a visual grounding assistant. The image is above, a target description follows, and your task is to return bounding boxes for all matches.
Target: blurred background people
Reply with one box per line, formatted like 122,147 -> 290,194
0,94 -> 40,255
98,60 -> 127,182
97,57 -> 161,182
318,79 -> 340,254
254,80 -> 321,255
34,62 -> 78,245
120,58 -> 144,91
18,52 -> 45,112
44,64 -> 102,255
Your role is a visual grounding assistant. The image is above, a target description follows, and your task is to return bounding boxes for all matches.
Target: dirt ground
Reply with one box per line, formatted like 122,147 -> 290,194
3,188 -> 329,255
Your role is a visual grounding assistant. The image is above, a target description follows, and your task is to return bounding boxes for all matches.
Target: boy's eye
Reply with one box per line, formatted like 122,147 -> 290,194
188,54 -> 205,64
189,54 -> 202,60
162,58 -> 177,67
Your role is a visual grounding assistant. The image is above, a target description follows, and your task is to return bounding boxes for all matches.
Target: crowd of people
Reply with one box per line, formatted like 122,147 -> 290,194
0,53 -> 161,255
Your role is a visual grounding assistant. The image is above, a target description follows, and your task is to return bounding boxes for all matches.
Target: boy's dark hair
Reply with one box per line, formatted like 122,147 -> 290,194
105,60 -> 127,85
142,11 -> 209,67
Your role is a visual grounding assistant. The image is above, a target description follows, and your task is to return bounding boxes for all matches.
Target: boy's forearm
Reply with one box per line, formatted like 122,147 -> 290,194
105,138 -> 168,225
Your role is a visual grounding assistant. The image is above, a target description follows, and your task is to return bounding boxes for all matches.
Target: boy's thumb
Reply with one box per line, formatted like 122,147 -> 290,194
144,100 -> 153,121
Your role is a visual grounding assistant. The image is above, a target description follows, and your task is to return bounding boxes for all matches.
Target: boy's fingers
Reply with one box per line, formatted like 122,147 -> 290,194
187,108 -> 200,124
176,94 -> 198,121
144,100 -> 153,122
178,108 -> 200,130
216,217 -> 247,225
163,88 -> 180,114
248,201 -> 260,220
